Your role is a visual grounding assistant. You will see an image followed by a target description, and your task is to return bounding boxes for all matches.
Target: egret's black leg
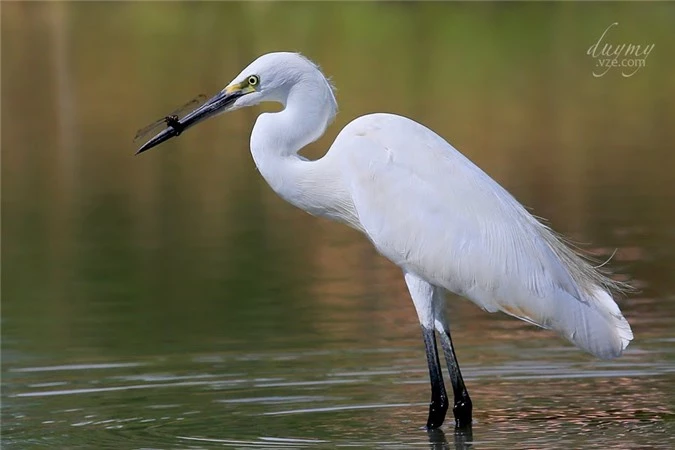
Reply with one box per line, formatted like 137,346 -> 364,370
422,326 -> 448,429
438,327 -> 472,428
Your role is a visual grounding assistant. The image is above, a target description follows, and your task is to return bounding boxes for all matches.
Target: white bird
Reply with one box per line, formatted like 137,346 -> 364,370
137,52 -> 633,429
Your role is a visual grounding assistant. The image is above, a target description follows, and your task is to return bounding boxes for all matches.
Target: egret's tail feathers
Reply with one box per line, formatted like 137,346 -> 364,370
571,288 -> 633,359
489,285 -> 633,359
543,287 -> 633,360
527,222 -> 633,358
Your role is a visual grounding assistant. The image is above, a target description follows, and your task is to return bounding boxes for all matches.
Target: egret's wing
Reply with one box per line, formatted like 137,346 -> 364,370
339,113 -> 632,358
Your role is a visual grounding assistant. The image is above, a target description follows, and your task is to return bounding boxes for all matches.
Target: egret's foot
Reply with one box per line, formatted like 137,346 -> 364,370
425,397 -> 449,429
452,396 -> 473,428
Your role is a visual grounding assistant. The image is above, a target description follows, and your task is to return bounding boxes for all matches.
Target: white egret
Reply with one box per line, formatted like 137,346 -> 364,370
137,52 -> 633,429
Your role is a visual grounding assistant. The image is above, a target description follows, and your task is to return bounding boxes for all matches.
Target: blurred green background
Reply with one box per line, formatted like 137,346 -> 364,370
2,2 -> 674,448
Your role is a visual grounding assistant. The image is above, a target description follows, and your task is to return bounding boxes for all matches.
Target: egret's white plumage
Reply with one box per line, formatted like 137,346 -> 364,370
343,114 -> 632,358
223,52 -> 632,359
138,51 -> 633,427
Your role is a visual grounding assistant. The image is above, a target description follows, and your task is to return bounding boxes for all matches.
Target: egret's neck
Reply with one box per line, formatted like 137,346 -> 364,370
249,85 -> 355,224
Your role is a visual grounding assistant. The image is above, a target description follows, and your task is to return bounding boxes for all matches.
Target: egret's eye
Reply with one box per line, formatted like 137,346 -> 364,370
248,75 -> 259,87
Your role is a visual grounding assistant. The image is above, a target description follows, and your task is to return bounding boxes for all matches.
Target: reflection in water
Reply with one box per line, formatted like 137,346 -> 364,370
2,1 -> 675,448
453,428 -> 474,450
427,427 -> 474,450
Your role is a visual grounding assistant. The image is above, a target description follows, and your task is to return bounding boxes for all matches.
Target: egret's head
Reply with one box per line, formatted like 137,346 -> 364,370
225,52 -> 336,109
136,52 -> 337,154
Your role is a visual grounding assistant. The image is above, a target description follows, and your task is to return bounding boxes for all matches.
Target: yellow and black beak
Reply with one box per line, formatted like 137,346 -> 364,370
136,85 -> 248,155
